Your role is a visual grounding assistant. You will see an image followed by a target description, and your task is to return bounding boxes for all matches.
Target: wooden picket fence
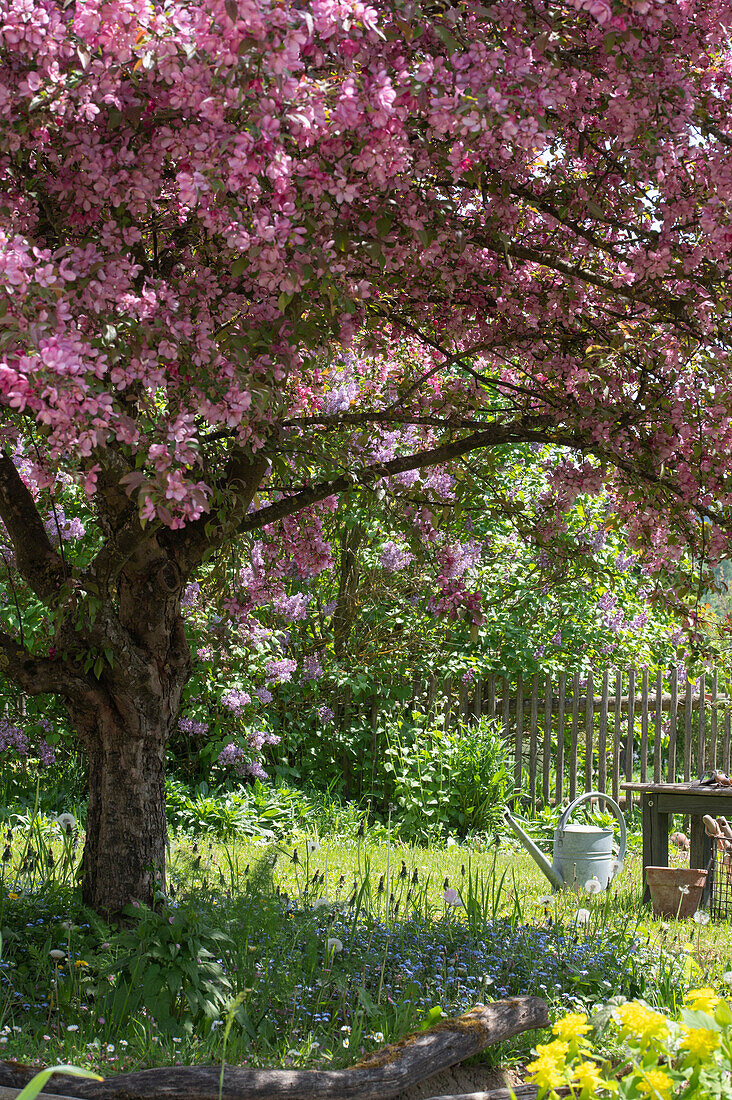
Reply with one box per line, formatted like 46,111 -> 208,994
420,668 -> 732,810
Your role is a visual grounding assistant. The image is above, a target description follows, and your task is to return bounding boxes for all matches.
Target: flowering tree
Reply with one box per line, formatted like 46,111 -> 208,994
2,0 -> 732,913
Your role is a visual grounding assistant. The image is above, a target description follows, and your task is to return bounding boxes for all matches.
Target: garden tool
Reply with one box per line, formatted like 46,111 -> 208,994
504,791 -> 627,893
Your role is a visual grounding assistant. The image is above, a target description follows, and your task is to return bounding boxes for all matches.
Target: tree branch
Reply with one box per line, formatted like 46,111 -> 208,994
0,452 -> 66,600
0,628 -> 90,697
241,421 -> 579,533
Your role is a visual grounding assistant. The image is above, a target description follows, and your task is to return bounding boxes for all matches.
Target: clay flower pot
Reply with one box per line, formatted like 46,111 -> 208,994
645,866 -> 708,918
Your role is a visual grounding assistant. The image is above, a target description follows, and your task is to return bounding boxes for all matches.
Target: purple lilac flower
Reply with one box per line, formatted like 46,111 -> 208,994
551,630 -> 562,646
302,653 -> 324,681
324,381 -> 360,415
218,743 -> 247,769
630,612 -> 649,631
533,645 -> 546,659
255,687 -> 273,704
462,670 -> 474,683
181,582 -> 200,608
221,689 -> 252,715
44,508 -> 85,544
178,717 -> 209,736
274,593 -> 310,622
316,705 -> 335,724
265,658 -> 297,683
322,600 -> 337,617
197,645 -> 214,661
380,540 -> 413,573
36,740 -> 56,767
0,721 -> 28,756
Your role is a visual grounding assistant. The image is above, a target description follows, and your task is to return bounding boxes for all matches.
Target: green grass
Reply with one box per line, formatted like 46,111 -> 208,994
0,805 -> 731,1080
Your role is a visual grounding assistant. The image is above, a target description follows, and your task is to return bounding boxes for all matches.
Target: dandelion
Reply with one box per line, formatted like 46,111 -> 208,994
7,892 -> 18,900
57,813 -> 76,835
444,888 -> 463,907
692,910 -> 710,926
50,949 -> 66,960
537,894 -> 553,906
74,960 -> 89,968
723,971 -> 732,987
306,839 -> 319,855
584,878 -> 602,895
575,908 -> 590,925
326,938 -> 343,954
312,897 -> 330,910
678,884 -> 690,896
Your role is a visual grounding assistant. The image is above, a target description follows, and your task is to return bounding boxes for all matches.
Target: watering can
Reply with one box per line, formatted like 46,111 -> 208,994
504,792 -> 627,892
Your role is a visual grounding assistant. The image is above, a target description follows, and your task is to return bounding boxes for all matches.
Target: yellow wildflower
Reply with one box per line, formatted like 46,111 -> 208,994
7,892 -> 18,900
553,1011 -> 592,1043
679,1025 -> 721,1062
615,1001 -> 669,1048
74,959 -> 89,968
526,1039 -> 570,1094
571,1059 -> 617,1096
636,1067 -> 673,1100
685,987 -> 719,1015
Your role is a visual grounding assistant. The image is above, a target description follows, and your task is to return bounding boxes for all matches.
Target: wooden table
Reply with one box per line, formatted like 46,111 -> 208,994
622,781 -> 732,902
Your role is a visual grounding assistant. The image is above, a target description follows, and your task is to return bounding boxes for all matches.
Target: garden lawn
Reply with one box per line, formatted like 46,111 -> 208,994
0,816 -> 731,1078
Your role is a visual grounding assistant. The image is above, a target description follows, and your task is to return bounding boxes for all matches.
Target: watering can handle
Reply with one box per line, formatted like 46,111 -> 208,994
557,791 -> 627,864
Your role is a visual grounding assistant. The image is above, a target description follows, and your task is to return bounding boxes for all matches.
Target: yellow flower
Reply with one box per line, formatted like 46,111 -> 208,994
615,1002 -> 669,1048
684,987 -> 719,1015
571,1059 -> 618,1096
526,1039 -> 570,1094
74,959 -> 89,968
553,1011 -> 592,1043
636,1068 -> 673,1100
7,892 -> 18,900
679,1025 -> 721,1062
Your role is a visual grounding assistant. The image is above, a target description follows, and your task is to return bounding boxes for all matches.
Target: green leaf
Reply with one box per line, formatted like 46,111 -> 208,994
16,1066 -> 103,1100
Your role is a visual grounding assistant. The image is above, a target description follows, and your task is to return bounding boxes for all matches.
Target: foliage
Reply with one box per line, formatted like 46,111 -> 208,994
109,903 -> 234,1037
4,0 -> 732,912
382,717 -> 510,841
531,990 -> 732,1099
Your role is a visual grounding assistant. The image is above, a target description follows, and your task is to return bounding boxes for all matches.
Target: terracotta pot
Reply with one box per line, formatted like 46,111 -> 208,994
645,866 -> 708,918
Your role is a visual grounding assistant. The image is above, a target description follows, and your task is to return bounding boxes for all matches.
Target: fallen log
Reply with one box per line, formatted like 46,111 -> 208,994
422,1090 -> 538,1100
0,996 -> 548,1100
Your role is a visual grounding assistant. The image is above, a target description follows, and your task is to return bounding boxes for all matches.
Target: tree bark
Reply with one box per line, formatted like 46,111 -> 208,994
79,702 -> 169,916
0,997 -> 549,1100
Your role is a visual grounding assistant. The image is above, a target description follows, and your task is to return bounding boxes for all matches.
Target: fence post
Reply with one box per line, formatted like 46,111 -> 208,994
598,669 -> 609,793
653,669 -> 663,785
556,672 -> 566,805
529,674 -> 539,810
542,673 -> 552,806
684,675 -> 693,781
514,674 -> 524,797
668,671 -> 678,783
486,674 -> 495,720
640,668 -> 649,785
570,671 -> 580,802
626,669 -> 636,810
710,669 -> 718,771
584,670 -> 594,792
698,671 -> 706,778
612,670 -> 622,803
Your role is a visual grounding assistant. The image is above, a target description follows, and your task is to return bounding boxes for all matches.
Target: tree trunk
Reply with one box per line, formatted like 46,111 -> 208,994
80,704 -> 169,917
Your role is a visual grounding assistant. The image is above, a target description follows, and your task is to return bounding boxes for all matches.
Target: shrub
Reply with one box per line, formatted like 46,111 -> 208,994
383,717 -> 510,841
530,988 -> 732,1098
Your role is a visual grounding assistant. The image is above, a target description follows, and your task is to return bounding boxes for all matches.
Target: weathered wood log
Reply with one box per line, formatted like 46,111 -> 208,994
0,997 -> 548,1100
422,1089 -> 538,1100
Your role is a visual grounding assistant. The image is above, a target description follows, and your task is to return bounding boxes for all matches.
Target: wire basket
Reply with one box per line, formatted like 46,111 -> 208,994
709,844 -> 732,921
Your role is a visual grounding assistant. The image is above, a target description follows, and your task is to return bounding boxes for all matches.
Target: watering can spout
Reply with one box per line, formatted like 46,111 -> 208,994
503,809 -> 564,891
